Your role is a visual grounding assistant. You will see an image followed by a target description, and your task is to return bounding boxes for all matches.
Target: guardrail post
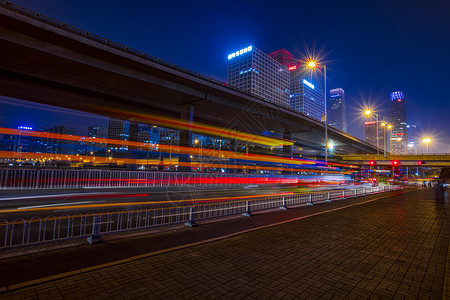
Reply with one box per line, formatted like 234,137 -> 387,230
326,192 -> 332,202
87,215 -> 103,245
242,201 -> 252,216
307,194 -> 314,205
354,190 -> 357,197
342,190 -> 346,200
185,207 -> 197,227
280,197 -> 287,210
363,188 -> 366,196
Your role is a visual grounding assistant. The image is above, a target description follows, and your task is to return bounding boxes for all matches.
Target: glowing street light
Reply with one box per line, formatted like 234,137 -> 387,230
307,61 -> 316,68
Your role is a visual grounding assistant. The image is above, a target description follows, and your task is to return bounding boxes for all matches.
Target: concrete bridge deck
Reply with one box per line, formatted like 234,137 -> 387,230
0,188 -> 449,299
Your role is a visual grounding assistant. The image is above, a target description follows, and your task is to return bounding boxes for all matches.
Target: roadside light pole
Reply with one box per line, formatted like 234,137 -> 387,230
306,60 -> 328,164
423,138 -> 431,154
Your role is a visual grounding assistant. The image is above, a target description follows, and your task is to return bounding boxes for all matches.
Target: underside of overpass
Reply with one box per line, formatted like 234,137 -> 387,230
0,2 -> 378,157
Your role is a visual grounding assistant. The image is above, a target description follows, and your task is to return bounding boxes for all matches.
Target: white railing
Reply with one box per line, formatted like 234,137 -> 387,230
0,168 -> 301,190
0,185 -> 406,249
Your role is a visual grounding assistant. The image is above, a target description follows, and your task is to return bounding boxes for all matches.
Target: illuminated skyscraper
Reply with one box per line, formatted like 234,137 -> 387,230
227,46 -> 290,107
328,88 -> 347,132
406,124 -> 417,154
389,91 -> 407,154
107,118 -> 138,150
269,49 -> 325,121
365,121 -> 386,151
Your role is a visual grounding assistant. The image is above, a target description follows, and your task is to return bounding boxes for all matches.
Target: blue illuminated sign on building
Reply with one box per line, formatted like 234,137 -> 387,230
228,46 -> 253,60
303,79 -> 314,89
390,91 -> 404,101
18,126 -> 33,130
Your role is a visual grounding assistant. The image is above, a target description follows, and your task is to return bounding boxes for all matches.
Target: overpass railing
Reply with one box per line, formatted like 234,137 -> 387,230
0,185 -> 407,250
0,168 -> 299,190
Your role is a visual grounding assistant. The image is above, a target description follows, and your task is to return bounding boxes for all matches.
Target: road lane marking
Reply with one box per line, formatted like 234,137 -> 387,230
0,193 -> 118,201
18,201 -> 94,210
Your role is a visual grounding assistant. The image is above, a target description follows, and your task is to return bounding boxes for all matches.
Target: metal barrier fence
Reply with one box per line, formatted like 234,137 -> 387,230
0,185 -> 405,249
0,168 -> 299,190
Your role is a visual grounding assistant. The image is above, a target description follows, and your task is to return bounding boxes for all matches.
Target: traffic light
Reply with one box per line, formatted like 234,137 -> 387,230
369,160 -> 376,166
417,160 -> 424,165
392,160 -> 400,166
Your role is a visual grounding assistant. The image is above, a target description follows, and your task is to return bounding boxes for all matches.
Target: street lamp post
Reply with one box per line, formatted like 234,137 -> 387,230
364,109 -> 380,155
306,60 -> 328,163
387,124 -> 392,155
423,138 -> 431,154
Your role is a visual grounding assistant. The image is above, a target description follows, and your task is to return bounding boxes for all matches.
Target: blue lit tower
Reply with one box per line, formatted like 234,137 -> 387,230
389,91 -> 407,154
269,49 -> 325,121
227,46 -> 290,108
328,88 -> 347,132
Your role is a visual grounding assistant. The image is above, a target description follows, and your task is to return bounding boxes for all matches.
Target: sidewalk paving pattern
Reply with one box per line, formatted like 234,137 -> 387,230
1,189 -> 449,299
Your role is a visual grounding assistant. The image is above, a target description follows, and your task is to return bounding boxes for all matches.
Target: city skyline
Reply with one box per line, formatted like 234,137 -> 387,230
1,0 -> 449,153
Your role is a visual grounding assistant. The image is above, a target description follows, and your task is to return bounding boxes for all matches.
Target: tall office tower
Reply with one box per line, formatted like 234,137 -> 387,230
48,125 -> 76,154
269,49 -> 325,121
328,88 -> 347,132
389,91 -> 407,154
289,69 -> 324,121
158,128 -> 179,146
365,121 -> 386,151
406,124 -> 417,154
227,46 -> 290,108
87,126 -> 106,151
107,118 -> 138,150
138,125 -> 160,144
88,126 -> 106,139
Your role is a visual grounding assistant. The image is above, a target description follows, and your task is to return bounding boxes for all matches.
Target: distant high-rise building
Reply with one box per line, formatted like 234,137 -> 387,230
48,125 -> 76,154
328,88 -> 347,132
138,125 -> 160,145
107,118 -> 138,150
88,126 -> 106,151
227,46 -> 290,107
406,124 -> 417,154
365,121 -> 386,151
88,126 -> 106,139
389,91 -> 407,154
269,49 -> 325,121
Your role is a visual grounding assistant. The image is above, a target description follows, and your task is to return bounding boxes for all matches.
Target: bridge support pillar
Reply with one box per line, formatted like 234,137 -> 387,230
179,104 -> 194,172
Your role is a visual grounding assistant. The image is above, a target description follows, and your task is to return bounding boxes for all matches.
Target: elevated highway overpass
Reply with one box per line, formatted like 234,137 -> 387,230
0,1 -> 379,158
339,154 -> 450,167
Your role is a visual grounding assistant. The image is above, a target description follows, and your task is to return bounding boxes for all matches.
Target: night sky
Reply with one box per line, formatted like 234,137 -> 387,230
2,0 -> 450,153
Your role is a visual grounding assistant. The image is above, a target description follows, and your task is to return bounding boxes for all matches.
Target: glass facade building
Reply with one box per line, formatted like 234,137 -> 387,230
389,91 -> 407,154
289,75 -> 324,121
269,49 -> 325,122
227,46 -> 290,108
406,124 -> 417,154
365,121 -> 386,151
328,88 -> 347,132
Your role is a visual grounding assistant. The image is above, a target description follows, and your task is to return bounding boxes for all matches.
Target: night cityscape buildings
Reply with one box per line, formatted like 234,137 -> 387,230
328,88 -> 347,132
389,91 -> 407,154
269,49 -> 325,122
227,46 -> 290,108
406,124 -> 418,154
107,118 -> 139,150
364,121 -> 386,151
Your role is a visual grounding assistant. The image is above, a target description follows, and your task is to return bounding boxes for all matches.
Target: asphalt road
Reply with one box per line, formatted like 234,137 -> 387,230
0,184 -> 371,221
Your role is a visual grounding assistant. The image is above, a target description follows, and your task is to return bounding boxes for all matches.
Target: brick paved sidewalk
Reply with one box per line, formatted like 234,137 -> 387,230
1,189 -> 449,299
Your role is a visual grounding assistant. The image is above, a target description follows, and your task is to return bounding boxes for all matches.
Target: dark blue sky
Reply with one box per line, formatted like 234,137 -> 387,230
4,0 -> 450,153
